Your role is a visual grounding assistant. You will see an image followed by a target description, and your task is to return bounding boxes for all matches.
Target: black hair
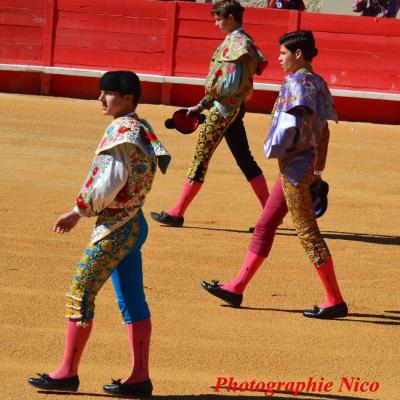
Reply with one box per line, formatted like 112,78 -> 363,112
279,30 -> 318,61
99,70 -> 141,104
212,0 -> 244,24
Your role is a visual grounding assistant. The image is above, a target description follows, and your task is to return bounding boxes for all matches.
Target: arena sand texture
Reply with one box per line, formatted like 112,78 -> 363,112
0,93 -> 399,400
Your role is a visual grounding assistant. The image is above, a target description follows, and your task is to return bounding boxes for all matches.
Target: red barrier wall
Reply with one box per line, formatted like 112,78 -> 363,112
0,0 -> 48,65
0,0 -> 399,123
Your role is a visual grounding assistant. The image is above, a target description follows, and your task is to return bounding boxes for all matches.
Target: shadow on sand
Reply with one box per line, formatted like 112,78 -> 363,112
222,306 -> 400,327
161,225 -> 399,246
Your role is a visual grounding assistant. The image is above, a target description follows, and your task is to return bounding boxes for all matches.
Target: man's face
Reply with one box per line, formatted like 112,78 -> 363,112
214,14 -> 235,33
98,91 -> 133,118
278,44 -> 300,73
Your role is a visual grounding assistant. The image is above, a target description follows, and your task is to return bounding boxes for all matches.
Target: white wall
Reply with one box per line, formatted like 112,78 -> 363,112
321,0 -> 354,15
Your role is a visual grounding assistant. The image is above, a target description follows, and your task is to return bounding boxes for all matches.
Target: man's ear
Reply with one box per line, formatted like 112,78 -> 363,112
295,48 -> 303,60
124,94 -> 134,102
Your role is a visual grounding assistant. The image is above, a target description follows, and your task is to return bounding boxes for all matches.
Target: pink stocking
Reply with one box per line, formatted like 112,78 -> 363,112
49,319 -> 93,379
222,251 -> 265,294
249,174 -> 269,207
123,318 -> 152,384
168,179 -> 203,217
315,256 -> 345,308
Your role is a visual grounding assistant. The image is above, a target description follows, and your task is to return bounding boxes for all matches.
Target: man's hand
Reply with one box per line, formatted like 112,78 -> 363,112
53,210 -> 81,233
186,104 -> 203,116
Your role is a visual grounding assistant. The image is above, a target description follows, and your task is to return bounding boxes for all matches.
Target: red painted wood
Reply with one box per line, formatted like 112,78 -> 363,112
320,65 -> 400,91
42,0 -> 56,65
177,1 -> 214,21
164,2 -> 178,76
170,83 -> 205,107
0,44 -> 43,62
49,75 -> 99,98
49,74 -> 162,104
176,19 -> 225,40
54,29 -> 166,53
56,11 -> 166,35
52,46 -> 164,73
0,8 -> 46,27
301,12 -> 400,36
0,0 -> 46,8
56,0 -> 167,18
174,36 -> 217,75
0,70 -> 41,94
0,25 -> 43,45
317,32 -> 400,53
335,96 -> 400,124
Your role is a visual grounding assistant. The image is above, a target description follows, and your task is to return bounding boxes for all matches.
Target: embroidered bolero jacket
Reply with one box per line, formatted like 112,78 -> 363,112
74,113 -> 170,243
264,69 -> 337,185
200,28 -> 268,116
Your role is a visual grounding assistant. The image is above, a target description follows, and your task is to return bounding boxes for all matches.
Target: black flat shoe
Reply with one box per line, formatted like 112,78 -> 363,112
28,373 -> 79,391
303,302 -> 348,319
201,280 -> 243,308
103,379 -> 153,397
150,211 -> 184,227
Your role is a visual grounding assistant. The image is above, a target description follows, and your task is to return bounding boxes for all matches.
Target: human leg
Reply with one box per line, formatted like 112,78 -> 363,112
166,179 -> 203,217
29,217 -> 142,390
48,320 -> 93,379
224,104 -> 269,207
103,211 -> 153,396
248,174 -> 269,207
281,170 -> 347,317
202,177 -> 287,305
151,106 -> 238,226
111,212 -> 151,383
224,176 -> 287,291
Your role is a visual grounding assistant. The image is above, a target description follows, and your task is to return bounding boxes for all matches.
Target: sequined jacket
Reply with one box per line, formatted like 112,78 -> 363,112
74,113 -> 170,243
264,69 -> 337,185
200,28 -> 268,116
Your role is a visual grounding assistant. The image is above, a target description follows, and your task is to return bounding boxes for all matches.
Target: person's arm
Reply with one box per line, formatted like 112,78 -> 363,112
188,57 -> 247,115
264,111 -> 299,159
53,144 -> 130,233
187,95 -> 214,116
74,145 -> 130,216
53,210 -> 81,234
264,105 -> 310,159
219,58 -> 246,97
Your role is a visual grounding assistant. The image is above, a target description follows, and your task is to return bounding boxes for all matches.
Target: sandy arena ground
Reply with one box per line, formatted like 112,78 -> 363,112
0,93 -> 399,400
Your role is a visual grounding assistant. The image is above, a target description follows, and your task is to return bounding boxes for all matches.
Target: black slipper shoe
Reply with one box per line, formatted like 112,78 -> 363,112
103,378 -> 153,397
201,280 -> 243,308
150,211 -> 184,227
303,302 -> 348,319
28,373 -> 79,391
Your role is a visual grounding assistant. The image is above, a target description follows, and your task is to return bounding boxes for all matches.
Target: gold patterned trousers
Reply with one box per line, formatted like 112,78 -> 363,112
281,168 -> 330,266
65,211 -> 149,326
187,105 -> 239,182
251,169 -> 330,266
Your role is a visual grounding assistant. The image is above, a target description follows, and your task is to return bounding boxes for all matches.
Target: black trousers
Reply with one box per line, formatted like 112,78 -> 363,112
225,103 -> 263,181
